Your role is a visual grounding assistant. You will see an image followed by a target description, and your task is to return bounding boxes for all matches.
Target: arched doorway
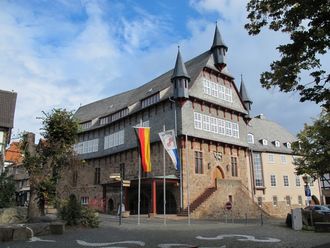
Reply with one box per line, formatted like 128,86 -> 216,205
211,166 -> 225,187
214,166 -> 224,179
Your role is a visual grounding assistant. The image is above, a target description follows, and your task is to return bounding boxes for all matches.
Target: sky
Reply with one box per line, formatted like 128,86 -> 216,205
0,0 -> 325,141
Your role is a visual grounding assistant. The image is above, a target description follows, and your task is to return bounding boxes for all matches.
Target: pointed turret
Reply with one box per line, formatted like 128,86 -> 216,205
211,23 -> 228,71
240,75 -> 253,114
171,47 -> 190,99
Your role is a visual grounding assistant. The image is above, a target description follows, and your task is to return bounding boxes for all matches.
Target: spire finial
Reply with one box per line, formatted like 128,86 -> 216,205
171,47 -> 190,81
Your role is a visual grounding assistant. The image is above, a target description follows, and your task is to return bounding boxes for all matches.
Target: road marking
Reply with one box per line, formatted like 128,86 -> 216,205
28,237 -> 56,242
158,244 -> 198,248
77,240 -> 145,247
196,234 -> 281,243
158,245 -> 226,248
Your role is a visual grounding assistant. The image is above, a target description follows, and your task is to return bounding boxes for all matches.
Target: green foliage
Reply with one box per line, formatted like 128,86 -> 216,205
59,194 -> 81,226
245,0 -> 330,109
80,207 -> 100,228
59,195 -> 100,228
292,111 -> 330,178
21,108 -> 80,217
0,171 -> 16,208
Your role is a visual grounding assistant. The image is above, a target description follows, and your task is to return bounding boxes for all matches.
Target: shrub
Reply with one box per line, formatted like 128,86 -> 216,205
80,207 -> 100,228
59,194 -> 81,225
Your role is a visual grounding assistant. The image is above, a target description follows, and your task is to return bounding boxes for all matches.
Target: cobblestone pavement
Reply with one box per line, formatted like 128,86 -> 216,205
3,214 -> 330,248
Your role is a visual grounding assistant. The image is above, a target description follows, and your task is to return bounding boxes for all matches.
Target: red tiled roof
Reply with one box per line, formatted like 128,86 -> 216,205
5,142 -> 23,165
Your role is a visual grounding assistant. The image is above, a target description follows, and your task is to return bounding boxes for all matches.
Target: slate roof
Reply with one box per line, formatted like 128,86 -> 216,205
212,24 -> 227,50
0,89 -> 17,129
171,48 -> 190,80
240,76 -> 252,104
75,50 -> 221,123
248,115 -> 297,154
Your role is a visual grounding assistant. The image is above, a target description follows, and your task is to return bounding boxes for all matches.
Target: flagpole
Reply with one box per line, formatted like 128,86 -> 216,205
163,125 -> 166,225
138,119 -> 142,225
186,133 -> 190,225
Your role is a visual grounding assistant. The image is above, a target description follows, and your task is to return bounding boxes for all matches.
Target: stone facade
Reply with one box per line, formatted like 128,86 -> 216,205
56,25 -> 308,219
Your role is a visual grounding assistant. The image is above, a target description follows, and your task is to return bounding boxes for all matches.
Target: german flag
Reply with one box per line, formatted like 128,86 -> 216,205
135,127 -> 152,172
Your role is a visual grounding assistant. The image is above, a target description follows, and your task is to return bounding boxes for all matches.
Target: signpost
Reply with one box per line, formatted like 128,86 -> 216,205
110,165 -> 128,225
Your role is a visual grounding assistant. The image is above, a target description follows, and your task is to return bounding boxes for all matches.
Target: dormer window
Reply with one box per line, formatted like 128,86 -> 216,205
141,92 -> 160,108
261,139 -> 268,146
247,133 -> 254,144
274,140 -> 280,147
80,121 -> 92,130
285,142 -> 291,149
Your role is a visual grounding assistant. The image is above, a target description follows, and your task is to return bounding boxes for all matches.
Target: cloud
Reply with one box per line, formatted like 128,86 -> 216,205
0,0 -> 322,141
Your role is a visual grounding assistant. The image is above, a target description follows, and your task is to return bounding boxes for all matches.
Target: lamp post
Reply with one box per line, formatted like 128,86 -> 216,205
302,175 -> 311,206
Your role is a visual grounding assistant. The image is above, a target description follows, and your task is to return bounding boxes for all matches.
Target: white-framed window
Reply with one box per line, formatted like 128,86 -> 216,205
225,121 -> 232,136
203,79 -> 211,95
298,195 -> 303,205
194,112 -> 202,130
285,142 -> 291,149
270,175 -> 276,186
193,112 -> 239,139
296,176 -> 301,186
210,81 -> 218,97
104,130 -> 125,150
232,123 -> 239,138
217,118 -> 225,135
280,155 -> 287,164
274,140 -> 280,147
81,196 -> 89,205
273,196 -> 278,206
202,78 -> 232,103
285,195 -> 291,206
268,153 -> 275,163
262,139 -> 268,146
202,115 -> 210,131
225,87 -> 233,102
247,133 -> 254,144
74,138 -> 99,154
218,85 -> 225,100
210,117 -> 218,133
283,175 -> 289,186
253,153 -> 264,187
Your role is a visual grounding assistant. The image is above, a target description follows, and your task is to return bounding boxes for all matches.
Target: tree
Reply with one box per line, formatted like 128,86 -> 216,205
0,171 -> 16,208
21,109 -> 79,219
292,110 -> 330,179
245,0 -> 330,110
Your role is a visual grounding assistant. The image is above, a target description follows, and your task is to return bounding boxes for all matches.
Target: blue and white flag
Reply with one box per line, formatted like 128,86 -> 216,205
158,130 -> 180,171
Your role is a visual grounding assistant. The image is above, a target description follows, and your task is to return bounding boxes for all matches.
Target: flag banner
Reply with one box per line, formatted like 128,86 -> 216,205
158,129 -> 180,171
134,127 -> 152,172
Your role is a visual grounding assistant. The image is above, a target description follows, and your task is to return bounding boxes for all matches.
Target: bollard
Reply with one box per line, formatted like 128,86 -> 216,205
225,213 -> 228,223
245,213 -> 248,225
260,212 -> 264,226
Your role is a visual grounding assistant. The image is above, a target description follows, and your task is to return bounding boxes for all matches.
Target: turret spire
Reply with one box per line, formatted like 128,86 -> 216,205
171,47 -> 190,99
240,74 -> 253,113
211,23 -> 228,71
171,46 -> 190,81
